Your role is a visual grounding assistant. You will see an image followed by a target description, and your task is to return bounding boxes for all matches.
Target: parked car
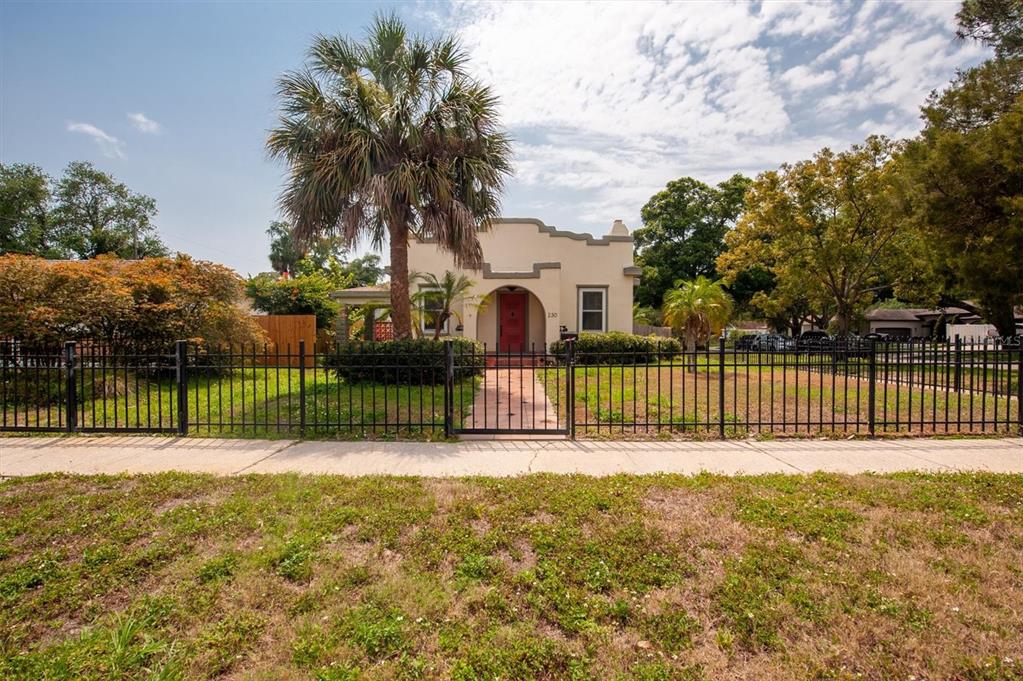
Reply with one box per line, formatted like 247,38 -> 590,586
751,333 -> 796,351
797,330 -> 831,351
734,334 -> 760,350
862,332 -> 890,343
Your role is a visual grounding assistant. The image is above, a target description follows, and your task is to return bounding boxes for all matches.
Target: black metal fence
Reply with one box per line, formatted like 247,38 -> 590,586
569,338 -> 1020,437
0,341 -> 180,433
2,338 -> 1021,439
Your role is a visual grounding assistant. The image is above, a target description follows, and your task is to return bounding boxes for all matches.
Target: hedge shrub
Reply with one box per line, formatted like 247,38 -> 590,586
322,338 -> 485,384
550,332 -> 682,365
0,253 -> 265,350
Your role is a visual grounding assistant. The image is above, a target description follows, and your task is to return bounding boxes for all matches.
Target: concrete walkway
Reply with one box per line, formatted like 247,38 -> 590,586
463,368 -> 562,432
2,436 -> 1021,477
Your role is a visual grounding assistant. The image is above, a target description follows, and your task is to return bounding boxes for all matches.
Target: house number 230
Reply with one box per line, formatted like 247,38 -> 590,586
547,312 -> 558,318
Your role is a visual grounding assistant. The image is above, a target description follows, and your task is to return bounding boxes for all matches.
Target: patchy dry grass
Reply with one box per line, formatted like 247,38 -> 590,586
1,473 -> 1022,679
543,365 -> 1018,439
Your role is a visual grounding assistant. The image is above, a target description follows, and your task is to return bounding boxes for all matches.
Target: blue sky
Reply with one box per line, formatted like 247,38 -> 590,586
1,1 -> 986,276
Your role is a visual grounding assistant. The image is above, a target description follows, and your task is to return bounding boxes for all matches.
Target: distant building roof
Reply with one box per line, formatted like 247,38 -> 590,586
912,307 -> 973,319
865,308 -> 933,322
330,284 -> 391,304
342,285 -> 389,294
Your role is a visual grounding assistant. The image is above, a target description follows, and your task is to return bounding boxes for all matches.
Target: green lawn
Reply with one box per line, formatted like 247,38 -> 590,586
2,473 -> 1022,679
2,367 -> 478,440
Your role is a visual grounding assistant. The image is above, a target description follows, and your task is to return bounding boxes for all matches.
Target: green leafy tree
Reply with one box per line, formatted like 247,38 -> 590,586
51,161 -> 167,259
899,97 -> 1023,336
723,267 -> 773,313
268,220 -> 384,288
633,174 -> 751,308
0,163 -> 62,257
895,3 -> 1023,336
267,14 -> 512,340
341,253 -> 384,288
632,304 -> 662,327
411,270 -> 479,340
662,277 -> 733,366
718,136 -> 924,336
245,271 -> 346,330
956,0 -> 1023,58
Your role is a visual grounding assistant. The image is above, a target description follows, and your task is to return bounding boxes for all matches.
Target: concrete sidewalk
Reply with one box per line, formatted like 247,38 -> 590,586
2,435 -> 1021,477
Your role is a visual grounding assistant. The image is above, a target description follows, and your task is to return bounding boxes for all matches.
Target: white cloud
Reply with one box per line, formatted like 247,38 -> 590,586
66,122 -> 125,158
838,55 -> 861,78
127,112 -> 161,134
762,1 -> 841,37
421,0 -> 989,235
781,65 -> 838,92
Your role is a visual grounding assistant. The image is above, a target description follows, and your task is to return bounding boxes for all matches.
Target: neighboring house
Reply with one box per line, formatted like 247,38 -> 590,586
337,218 -> 638,350
864,306 -> 1023,338
330,284 -> 391,340
864,308 -> 936,338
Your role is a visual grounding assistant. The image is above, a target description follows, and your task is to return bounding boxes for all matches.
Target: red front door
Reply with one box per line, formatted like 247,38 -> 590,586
499,292 -> 527,352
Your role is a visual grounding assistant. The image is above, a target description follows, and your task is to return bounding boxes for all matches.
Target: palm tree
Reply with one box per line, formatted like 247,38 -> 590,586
410,270 -> 479,340
663,276 -> 733,370
267,14 -> 512,339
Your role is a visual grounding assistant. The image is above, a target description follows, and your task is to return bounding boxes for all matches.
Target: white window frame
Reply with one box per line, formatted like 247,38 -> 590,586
419,288 -> 449,335
577,287 -> 607,333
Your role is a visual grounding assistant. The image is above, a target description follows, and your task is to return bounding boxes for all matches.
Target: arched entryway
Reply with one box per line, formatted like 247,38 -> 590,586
457,285 -> 566,437
476,286 -> 546,352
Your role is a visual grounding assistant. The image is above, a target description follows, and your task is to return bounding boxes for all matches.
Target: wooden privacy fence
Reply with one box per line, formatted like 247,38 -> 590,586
251,315 -> 316,366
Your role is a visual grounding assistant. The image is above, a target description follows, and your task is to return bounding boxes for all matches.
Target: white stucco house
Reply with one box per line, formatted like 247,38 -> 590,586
336,218 -> 640,350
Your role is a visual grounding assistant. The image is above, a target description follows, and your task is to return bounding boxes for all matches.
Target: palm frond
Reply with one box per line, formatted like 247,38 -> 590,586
267,15 -> 512,338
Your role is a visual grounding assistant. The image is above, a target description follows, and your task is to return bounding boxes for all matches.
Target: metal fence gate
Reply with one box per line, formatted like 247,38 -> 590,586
449,343 -> 571,436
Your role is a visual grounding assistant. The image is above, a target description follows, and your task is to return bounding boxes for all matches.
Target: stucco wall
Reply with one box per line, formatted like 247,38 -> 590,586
475,293 -> 496,347
409,218 -> 637,346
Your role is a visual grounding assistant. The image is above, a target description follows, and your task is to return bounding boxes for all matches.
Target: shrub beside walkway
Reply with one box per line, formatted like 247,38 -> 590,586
1,435 -> 1020,477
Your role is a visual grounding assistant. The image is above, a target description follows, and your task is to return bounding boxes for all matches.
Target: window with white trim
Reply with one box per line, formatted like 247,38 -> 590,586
420,290 -> 449,334
578,288 -> 606,332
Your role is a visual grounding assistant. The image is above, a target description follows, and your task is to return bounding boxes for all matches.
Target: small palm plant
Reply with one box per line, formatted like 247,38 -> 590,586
411,271 -> 480,340
662,276 -> 733,370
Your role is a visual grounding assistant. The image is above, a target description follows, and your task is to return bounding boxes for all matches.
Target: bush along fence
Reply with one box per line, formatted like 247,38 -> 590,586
1,337 -> 1020,439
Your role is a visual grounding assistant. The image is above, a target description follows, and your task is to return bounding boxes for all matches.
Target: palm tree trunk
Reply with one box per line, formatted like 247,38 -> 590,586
389,223 -> 413,340
433,312 -> 445,341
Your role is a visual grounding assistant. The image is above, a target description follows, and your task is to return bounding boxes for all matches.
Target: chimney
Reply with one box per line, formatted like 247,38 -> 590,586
610,219 -> 629,237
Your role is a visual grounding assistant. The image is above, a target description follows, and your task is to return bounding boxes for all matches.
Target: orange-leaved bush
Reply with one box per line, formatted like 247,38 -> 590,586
0,254 -> 265,349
